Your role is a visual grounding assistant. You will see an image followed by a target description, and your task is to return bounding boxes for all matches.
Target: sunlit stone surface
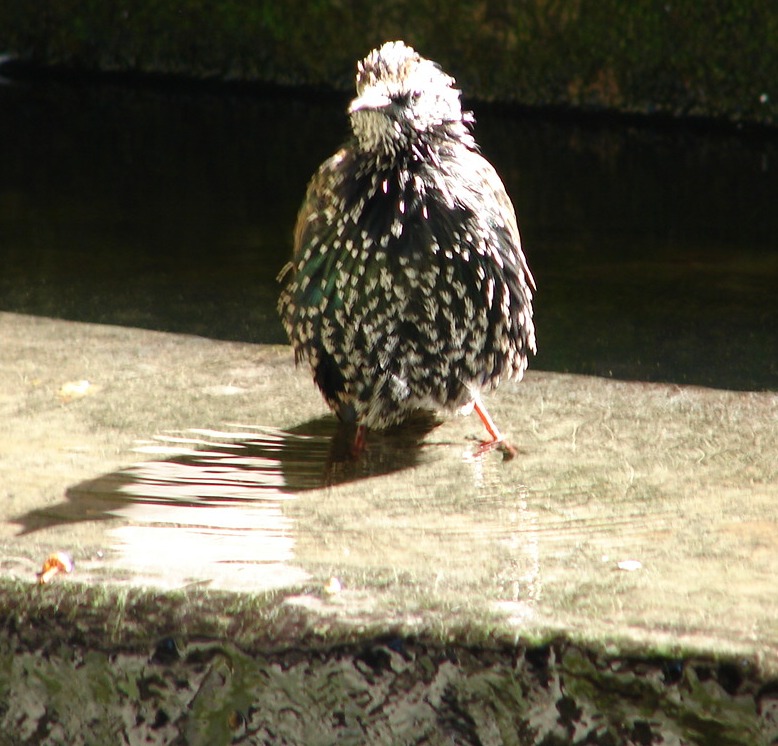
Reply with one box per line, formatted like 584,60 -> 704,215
1,313 -> 776,743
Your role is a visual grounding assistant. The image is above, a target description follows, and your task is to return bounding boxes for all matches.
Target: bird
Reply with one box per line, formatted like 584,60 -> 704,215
278,40 -> 536,455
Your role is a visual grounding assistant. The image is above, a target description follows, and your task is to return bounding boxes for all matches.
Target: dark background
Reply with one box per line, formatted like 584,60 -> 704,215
1,79 -> 776,391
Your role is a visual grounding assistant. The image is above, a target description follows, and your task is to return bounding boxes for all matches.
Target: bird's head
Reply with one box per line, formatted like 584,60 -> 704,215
348,41 -> 473,160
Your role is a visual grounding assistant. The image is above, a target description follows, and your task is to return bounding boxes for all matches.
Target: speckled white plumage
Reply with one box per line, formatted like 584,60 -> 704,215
278,41 -> 536,438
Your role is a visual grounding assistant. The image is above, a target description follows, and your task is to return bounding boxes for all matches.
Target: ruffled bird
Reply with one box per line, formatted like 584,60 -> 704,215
278,41 -> 536,454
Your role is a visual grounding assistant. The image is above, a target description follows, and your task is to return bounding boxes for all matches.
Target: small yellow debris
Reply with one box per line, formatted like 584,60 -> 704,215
37,551 -> 74,584
324,577 -> 342,595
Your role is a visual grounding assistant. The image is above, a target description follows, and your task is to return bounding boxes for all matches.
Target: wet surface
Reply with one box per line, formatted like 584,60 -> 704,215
1,311 -> 777,740
1,312 -> 776,670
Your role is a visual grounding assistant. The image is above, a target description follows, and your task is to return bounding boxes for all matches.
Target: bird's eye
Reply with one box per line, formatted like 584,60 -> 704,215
391,92 -> 412,107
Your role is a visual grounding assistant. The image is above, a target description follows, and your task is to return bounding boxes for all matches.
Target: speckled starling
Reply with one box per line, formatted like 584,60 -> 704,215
278,41 -> 536,452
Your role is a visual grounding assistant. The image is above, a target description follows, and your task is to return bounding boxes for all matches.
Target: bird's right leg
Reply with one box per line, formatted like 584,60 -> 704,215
473,399 -> 517,459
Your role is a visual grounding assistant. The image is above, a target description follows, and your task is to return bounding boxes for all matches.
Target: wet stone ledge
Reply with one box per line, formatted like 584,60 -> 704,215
1,580 -> 777,746
1,311 -> 777,744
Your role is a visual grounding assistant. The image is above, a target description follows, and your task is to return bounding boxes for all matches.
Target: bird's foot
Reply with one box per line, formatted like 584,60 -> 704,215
474,437 -> 517,461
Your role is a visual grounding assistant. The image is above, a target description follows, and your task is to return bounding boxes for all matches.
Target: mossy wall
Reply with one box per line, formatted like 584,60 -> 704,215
1,581 -> 775,745
0,1 -> 776,123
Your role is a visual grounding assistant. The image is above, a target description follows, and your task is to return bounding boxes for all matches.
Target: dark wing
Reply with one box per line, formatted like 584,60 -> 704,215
277,149 -> 357,419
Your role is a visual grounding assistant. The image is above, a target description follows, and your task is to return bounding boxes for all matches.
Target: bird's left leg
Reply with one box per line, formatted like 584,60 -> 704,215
351,423 -> 368,457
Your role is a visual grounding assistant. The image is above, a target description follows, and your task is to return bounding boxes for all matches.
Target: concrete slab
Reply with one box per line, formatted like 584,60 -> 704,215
1,311 -> 777,743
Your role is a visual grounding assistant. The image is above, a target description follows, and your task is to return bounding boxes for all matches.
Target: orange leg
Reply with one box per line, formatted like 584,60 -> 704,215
473,400 -> 516,459
473,399 -> 504,443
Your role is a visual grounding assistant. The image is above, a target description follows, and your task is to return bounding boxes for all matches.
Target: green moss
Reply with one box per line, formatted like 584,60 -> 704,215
0,578 -> 775,743
0,0 -> 776,124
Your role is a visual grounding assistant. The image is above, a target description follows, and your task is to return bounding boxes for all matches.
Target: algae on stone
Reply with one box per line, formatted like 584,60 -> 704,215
1,0 -> 776,124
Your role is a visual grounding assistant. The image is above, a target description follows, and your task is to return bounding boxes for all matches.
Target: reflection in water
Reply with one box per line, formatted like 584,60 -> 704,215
107,430 -> 307,591
15,418 -> 435,591
463,450 -> 541,623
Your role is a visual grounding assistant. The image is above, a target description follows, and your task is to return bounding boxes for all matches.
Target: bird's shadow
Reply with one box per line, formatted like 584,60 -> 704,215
13,413 -> 441,536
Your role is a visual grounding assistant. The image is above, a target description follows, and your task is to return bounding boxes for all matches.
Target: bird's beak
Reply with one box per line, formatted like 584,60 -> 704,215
348,89 -> 392,114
